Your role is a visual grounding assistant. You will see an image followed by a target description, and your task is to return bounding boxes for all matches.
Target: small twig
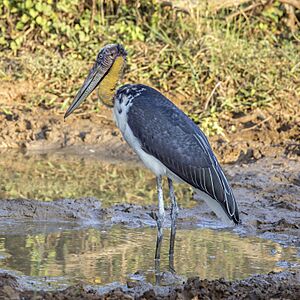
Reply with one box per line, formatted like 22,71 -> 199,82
226,1 -> 265,21
204,81 -> 221,111
94,114 -> 113,122
241,116 -> 272,132
90,0 -> 96,29
241,210 -> 249,215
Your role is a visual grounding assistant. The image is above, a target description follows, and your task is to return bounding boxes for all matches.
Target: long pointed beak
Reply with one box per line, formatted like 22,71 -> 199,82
64,63 -> 104,119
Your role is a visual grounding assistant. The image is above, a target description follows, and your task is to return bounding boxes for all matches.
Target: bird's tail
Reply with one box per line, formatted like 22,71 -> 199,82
195,187 -> 240,226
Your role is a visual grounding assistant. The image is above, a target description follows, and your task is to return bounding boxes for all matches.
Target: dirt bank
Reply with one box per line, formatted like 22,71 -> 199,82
0,269 -> 299,299
0,91 -> 299,164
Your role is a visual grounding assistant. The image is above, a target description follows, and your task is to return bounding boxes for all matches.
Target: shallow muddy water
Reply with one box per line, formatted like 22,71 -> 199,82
0,150 -> 194,208
0,224 -> 299,288
0,150 -> 299,292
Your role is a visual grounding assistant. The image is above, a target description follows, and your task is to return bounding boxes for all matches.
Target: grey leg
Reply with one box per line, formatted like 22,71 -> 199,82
168,177 -> 178,272
155,175 -> 165,260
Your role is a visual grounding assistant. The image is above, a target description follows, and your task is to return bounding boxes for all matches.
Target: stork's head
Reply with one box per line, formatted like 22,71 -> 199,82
64,44 -> 127,118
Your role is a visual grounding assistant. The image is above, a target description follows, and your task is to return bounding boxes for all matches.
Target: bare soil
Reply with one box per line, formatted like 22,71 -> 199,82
0,78 -> 299,163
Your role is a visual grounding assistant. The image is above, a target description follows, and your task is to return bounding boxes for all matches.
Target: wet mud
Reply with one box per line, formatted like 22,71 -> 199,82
0,156 -> 299,299
0,270 -> 299,299
0,157 -> 299,240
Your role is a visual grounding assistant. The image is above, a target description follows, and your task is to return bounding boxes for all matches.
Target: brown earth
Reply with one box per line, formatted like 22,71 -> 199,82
0,80 -> 299,163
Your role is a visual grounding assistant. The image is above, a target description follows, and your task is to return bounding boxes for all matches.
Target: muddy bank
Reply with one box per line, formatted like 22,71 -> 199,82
0,105 -> 136,162
0,100 -> 299,163
0,269 -> 299,299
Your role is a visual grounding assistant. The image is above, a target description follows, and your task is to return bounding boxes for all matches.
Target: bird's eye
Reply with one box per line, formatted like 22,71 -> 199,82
97,54 -> 103,61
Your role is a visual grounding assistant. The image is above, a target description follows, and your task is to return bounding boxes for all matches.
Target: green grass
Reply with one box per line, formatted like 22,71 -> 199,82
0,0 -> 299,136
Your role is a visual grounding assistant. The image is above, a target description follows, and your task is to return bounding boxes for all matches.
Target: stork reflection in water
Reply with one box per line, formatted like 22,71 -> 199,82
65,44 -> 240,268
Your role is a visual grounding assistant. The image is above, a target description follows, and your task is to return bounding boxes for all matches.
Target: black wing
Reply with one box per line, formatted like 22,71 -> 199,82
125,84 -> 240,224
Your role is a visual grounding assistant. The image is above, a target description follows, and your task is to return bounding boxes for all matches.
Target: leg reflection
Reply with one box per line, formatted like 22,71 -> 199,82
154,257 -> 161,285
154,228 -> 177,285
169,226 -> 176,273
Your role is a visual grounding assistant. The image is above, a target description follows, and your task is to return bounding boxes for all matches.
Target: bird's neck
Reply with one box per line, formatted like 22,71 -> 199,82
98,56 -> 125,108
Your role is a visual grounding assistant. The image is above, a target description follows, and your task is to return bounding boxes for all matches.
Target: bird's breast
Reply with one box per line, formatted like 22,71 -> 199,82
113,88 -> 167,177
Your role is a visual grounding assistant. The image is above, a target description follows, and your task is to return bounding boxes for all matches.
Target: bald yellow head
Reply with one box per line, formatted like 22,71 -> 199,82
98,56 -> 125,107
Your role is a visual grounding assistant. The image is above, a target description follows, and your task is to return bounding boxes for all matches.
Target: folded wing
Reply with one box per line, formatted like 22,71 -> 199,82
126,85 -> 240,224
